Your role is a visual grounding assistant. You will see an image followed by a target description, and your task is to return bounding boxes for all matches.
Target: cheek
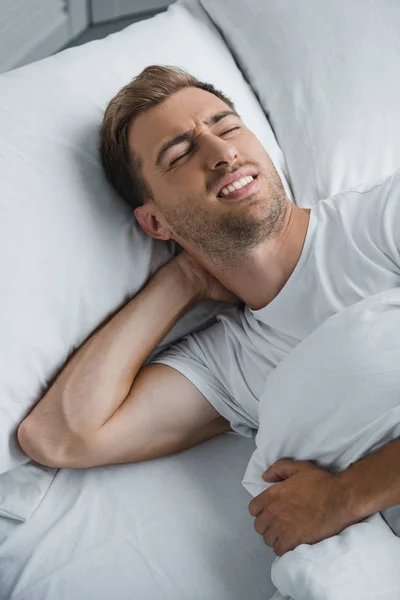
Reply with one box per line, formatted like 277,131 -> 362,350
249,141 -> 277,175
173,169 -> 206,202
148,175 -> 183,207
250,137 -> 270,159
239,133 -> 267,161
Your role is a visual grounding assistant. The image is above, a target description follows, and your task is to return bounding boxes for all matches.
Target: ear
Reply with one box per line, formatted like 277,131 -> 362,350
134,204 -> 172,241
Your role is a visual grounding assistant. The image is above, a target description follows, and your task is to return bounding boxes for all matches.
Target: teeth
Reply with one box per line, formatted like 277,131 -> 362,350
220,175 -> 254,197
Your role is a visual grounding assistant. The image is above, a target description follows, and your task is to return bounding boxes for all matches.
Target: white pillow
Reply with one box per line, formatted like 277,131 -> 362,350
242,287 -> 400,533
0,0 -> 290,520
242,287 -> 400,597
200,0 -> 400,207
271,513 -> 400,600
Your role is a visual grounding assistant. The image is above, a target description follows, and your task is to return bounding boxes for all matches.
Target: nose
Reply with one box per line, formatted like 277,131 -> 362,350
199,132 -> 238,171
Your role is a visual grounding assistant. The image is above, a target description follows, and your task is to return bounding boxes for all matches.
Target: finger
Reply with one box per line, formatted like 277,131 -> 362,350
262,459 -> 300,482
253,504 -> 276,535
248,495 -> 265,517
274,538 -> 296,558
263,524 -> 279,547
262,469 -> 284,482
254,512 -> 269,536
274,540 -> 285,557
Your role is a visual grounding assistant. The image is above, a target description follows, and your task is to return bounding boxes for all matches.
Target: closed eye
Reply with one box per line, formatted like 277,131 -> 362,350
169,150 -> 190,168
222,126 -> 240,135
168,126 -> 240,168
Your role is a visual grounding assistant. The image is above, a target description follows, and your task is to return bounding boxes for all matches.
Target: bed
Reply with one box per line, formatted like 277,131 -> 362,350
2,1 -> 400,598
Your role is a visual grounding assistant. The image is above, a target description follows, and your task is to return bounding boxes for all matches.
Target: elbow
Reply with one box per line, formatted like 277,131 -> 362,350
17,418 -> 59,467
17,418 -> 80,469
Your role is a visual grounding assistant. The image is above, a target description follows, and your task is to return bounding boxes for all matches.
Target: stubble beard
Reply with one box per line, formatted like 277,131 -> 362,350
161,170 -> 288,270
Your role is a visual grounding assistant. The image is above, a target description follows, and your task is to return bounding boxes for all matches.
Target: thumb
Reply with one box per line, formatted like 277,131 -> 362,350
262,459 -> 300,482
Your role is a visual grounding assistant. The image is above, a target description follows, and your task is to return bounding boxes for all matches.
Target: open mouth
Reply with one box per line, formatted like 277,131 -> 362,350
217,174 -> 258,198
217,174 -> 259,202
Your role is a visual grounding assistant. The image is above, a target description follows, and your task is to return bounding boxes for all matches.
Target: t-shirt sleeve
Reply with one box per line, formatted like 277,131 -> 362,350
341,168 -> 400,275
147,320 -> 257,439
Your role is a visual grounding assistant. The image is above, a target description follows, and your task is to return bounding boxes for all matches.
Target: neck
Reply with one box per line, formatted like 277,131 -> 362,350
198,202 -> 311,311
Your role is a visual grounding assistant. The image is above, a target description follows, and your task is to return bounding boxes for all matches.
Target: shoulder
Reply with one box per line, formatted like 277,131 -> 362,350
314,170 -> 400,266
312,170 -> 399,232
321,170 -> 398,212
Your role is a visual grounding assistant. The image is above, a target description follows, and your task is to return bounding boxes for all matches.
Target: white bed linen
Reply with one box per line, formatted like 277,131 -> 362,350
0,0 -> 290,523
0,433 -> 277,600
271,513 -> 400,600
243,288 -> 400,599
200,0 -> 400,208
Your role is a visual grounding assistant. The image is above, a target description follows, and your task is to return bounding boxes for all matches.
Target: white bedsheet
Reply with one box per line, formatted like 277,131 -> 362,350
0,433 -> 277,600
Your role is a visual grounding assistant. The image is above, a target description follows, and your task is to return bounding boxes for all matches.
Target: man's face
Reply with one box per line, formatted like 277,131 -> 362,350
130,87 -> 287,268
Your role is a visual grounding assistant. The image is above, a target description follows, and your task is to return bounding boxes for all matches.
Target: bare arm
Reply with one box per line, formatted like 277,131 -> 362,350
17,253 -> 236,468
335,436 -> 400,522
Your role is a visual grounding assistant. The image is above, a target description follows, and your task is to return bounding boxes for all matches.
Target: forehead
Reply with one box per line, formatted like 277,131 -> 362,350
128,87 -> 233,163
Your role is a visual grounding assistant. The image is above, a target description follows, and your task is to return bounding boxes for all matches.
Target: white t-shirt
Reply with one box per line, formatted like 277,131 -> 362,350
151,169 -> 400,438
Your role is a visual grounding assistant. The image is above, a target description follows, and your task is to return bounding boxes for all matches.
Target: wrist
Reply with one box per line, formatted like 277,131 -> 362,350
334,468 -> 372,524
157,259 -> 204,305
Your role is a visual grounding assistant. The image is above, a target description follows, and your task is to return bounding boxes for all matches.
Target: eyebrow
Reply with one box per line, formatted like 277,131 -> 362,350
155,109 -> 240,168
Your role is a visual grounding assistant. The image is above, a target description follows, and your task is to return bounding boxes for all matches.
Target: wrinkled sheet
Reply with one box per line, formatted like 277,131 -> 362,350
0,433 -> 277,600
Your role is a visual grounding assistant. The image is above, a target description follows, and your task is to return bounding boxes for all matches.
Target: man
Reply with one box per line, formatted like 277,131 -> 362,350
17,65 -> 400,558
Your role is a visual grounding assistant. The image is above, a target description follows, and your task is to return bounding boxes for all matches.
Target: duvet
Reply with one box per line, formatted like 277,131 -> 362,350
242,287 -> 400,599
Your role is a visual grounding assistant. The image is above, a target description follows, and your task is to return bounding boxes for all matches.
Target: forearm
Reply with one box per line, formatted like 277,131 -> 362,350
337,436 -> 400,521
21,261 -> 200,436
